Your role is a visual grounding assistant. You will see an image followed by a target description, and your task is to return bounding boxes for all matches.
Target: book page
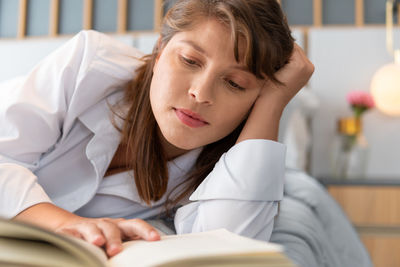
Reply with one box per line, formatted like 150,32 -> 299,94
0,218 -> 107,267
0,237 -> 90,267
65,234 -> 109,263
108,229 -> 283,267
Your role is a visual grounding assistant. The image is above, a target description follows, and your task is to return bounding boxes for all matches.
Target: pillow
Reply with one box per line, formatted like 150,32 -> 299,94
279,89 -> 319,171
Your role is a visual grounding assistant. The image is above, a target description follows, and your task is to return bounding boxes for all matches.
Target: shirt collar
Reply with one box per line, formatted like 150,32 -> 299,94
168,147 -> 203,174
79,90 -> 204,183
78,91 -> 124,179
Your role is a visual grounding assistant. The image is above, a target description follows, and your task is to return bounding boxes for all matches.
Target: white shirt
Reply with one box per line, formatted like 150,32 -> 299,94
0,30 -> 286,241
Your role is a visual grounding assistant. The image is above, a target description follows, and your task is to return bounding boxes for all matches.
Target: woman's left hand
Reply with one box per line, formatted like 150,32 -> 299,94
258,43 -> 314,108
236,43 -> 314,143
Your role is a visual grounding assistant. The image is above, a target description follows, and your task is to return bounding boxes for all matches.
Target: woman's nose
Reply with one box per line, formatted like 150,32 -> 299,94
188,77 -> 214,105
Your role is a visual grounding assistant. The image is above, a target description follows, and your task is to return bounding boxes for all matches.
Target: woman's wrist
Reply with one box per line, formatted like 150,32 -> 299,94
236,96 -> 284,143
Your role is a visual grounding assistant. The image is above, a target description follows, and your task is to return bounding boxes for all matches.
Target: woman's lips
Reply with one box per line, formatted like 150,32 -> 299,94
174,108 -> 209,128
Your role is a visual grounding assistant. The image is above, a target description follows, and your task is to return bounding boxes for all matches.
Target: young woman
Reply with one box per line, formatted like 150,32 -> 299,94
0,0 -> 313,257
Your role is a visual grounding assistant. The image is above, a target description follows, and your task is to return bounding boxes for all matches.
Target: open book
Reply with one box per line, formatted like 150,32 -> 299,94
0,218 -> 295,267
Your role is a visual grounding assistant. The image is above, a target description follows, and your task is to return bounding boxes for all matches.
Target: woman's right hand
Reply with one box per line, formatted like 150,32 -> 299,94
14,203 -> 160,257
56,217 -> 160,257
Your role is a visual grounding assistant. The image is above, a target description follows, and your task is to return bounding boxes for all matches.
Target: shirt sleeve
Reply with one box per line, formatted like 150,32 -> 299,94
0,31 -> 101,219
174,139 -> 286,241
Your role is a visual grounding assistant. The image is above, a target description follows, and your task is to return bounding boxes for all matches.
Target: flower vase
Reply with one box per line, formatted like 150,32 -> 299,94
331,117 -> 369,179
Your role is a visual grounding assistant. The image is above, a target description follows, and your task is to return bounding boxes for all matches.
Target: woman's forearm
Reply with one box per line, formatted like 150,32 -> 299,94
237,44 -> 314,144
13,202 -> 81,230
236,98 -> 284,143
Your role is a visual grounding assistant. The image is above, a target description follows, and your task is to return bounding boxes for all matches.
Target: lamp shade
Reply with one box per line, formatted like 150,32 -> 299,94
370,63 -> 400,116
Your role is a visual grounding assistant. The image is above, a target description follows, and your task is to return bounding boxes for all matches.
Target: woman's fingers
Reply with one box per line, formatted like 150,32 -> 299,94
72,221 -> 106,247
277,45 -> 312,82
293,44 -> 314,79
118,218 -> 160,241
287,44 -> 314,81
97,220 -> 123,257
262,43 -> 314,104
55,217 -> 160,257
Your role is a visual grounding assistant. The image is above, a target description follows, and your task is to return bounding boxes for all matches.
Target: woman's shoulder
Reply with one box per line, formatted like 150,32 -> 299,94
71,30 -> 146,79
78,30 -> 145,57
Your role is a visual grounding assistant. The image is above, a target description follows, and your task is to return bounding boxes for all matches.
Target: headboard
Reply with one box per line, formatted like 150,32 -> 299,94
2,0 -> 400,179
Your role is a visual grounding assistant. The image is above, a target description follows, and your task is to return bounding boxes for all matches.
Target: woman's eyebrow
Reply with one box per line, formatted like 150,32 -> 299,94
179,39 -> 250,73
179,40 -> 209,57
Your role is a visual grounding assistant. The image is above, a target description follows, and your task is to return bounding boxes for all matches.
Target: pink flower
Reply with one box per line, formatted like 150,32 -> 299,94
346,91 -> 375,109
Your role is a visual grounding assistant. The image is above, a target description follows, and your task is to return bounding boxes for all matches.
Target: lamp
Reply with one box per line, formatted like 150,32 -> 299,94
370,0 -> 400,116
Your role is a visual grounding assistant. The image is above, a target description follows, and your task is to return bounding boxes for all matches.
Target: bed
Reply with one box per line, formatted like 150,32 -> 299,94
271,169 -> 372,267
0,29 -> 372,267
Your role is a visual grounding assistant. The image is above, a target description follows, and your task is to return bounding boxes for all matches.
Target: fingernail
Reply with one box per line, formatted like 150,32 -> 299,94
92,235 -> 105,246
109,244 -> 122,254
149,230 -> 158,239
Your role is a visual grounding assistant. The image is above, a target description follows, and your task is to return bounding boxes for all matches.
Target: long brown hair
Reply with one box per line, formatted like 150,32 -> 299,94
113,0 -> 294,208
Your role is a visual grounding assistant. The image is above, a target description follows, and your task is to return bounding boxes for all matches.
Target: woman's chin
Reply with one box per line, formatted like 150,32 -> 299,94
158,131 -> 200,158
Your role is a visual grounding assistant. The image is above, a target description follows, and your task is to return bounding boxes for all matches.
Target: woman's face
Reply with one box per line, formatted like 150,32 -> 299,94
150,19 -> 263,157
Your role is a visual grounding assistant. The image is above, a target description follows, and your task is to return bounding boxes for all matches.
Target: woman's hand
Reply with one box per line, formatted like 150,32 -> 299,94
236,44 -> 314,143
14,203 -> 160,258
258,43 -> 315,107
56,217 -> 160,257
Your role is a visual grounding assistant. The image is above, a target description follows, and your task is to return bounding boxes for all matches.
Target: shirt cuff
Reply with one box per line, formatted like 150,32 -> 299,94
189,139 -> 286,202
0,163 -> 53,219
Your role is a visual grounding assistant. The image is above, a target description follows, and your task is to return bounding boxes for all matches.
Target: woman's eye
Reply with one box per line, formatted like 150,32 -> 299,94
227,80 -> 246,91
181,56 -> 198,66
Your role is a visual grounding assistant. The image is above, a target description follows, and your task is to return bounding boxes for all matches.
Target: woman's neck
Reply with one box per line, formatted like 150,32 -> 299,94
105,129 -> 192,178
158,132 -> 190,160
154,127 -> 190,160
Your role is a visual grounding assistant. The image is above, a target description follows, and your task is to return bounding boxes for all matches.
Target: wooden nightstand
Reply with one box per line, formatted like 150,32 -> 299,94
320,178 -> 400,267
